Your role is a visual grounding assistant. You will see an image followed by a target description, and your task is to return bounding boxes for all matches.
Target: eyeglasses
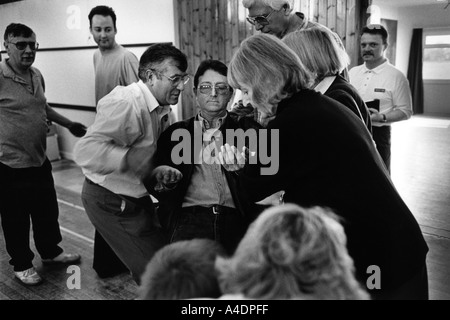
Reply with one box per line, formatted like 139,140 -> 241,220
151,69 -> 190,87
8,41 -> 39,51
246,10 -> 275,26
198,84 -> 230,95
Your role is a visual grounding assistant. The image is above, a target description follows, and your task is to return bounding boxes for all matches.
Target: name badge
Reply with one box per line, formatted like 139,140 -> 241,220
374,88 -> 386,93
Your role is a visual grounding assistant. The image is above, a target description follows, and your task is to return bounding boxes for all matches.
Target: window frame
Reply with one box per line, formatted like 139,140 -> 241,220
423,27 -> 450,84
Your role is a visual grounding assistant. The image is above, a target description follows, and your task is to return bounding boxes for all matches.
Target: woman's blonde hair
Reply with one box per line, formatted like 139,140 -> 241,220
283,27 -> 350,81
228,34 -> 313,114
216,204 -> 370,300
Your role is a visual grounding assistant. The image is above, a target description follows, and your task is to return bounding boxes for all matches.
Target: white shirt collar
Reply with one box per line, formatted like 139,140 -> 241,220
314,76 -> 336,94
136,80 -> 163,113
363,60 -> 390,74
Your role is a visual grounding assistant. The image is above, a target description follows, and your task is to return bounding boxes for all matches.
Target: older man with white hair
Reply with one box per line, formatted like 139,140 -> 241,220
232,0 -> 348,125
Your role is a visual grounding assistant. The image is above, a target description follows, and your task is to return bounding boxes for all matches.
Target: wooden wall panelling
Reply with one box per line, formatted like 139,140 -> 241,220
231,0 -> 240,54
175,0 -> 371,119
205,0 -> 212,61
336,0 -> 347,47
345,0 -> 357,69
199,0 -> 207,61
225,1 -> 233,64
177,0 -> 194,119
348,0 -> 371,68
298,0 -> 310,17
327,0 -> 337,32
211,0 -> 219,60
192,0 -> 201,69
318,0 -> 328,25
217,0 -> 226,63
358,0 -> 372,66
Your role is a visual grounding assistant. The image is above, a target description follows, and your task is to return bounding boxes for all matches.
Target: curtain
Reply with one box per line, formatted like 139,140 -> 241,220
407,28 -> 424,115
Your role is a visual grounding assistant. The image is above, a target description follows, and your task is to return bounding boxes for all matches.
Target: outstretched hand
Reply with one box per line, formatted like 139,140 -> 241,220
68,122 -> 87,137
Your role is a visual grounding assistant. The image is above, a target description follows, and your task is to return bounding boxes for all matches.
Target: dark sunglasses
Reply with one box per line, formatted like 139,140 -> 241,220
8,41 -> 39,51
246,10 -> 275,26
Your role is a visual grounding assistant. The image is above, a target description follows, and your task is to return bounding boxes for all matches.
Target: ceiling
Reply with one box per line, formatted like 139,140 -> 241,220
374,0 -> 449,8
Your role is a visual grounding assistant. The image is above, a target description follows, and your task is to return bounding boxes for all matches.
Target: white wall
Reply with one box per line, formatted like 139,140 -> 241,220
371,2 -> 450,74
0,0 -> 176,159
370,2 -> 450,116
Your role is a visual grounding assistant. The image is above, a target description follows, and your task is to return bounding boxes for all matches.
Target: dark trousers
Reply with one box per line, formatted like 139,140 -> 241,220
170,205 -> 248,255
372,126 -> 392,173
81,179 -> 167,284
0,159 -> 63,271
92,230 -> 128,278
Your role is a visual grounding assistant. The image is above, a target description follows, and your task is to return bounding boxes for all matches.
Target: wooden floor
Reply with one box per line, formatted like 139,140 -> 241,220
0,115 -> 449,300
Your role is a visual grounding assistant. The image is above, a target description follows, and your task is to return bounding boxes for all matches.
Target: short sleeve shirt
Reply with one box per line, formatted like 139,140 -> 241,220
349,61 -> 413,126
0,60 -> 48,168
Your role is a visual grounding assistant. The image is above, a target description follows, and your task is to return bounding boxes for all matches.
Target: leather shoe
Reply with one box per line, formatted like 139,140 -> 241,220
42,252 -> 81,265
14,267 -> 43,285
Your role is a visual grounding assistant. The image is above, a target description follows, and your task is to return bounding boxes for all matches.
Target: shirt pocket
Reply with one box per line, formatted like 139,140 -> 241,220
373,88 -> 393,110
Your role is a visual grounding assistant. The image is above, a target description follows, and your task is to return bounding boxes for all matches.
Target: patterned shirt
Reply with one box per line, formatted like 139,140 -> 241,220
182,112 -> 235,208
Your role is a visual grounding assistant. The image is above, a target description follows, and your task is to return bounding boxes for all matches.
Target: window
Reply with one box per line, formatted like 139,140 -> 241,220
423,29 -> 450,80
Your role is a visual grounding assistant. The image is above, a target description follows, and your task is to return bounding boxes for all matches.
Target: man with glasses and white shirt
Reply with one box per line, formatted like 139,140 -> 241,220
0,23 -> 86,285
74,43 -> 189,284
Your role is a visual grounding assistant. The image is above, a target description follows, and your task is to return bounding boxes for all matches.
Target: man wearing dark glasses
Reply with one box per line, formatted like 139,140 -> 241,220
0,23 -> 86,286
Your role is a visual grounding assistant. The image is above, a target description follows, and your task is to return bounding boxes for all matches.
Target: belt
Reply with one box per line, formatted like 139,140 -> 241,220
180,205 -> 237,215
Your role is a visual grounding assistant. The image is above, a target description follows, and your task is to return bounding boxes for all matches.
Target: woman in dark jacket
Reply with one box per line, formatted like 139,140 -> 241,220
226,34 -> 429,300
283,27 -> 372,134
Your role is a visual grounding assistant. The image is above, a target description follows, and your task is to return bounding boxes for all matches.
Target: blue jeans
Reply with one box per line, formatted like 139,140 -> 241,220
170,206 -> 248,254
81,179 -> 167,284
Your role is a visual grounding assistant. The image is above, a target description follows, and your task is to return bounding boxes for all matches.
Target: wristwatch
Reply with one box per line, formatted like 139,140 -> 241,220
381,114 -> 387,123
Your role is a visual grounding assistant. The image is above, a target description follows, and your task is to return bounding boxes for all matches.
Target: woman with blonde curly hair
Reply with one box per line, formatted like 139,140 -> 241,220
216,204 -> 370,300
